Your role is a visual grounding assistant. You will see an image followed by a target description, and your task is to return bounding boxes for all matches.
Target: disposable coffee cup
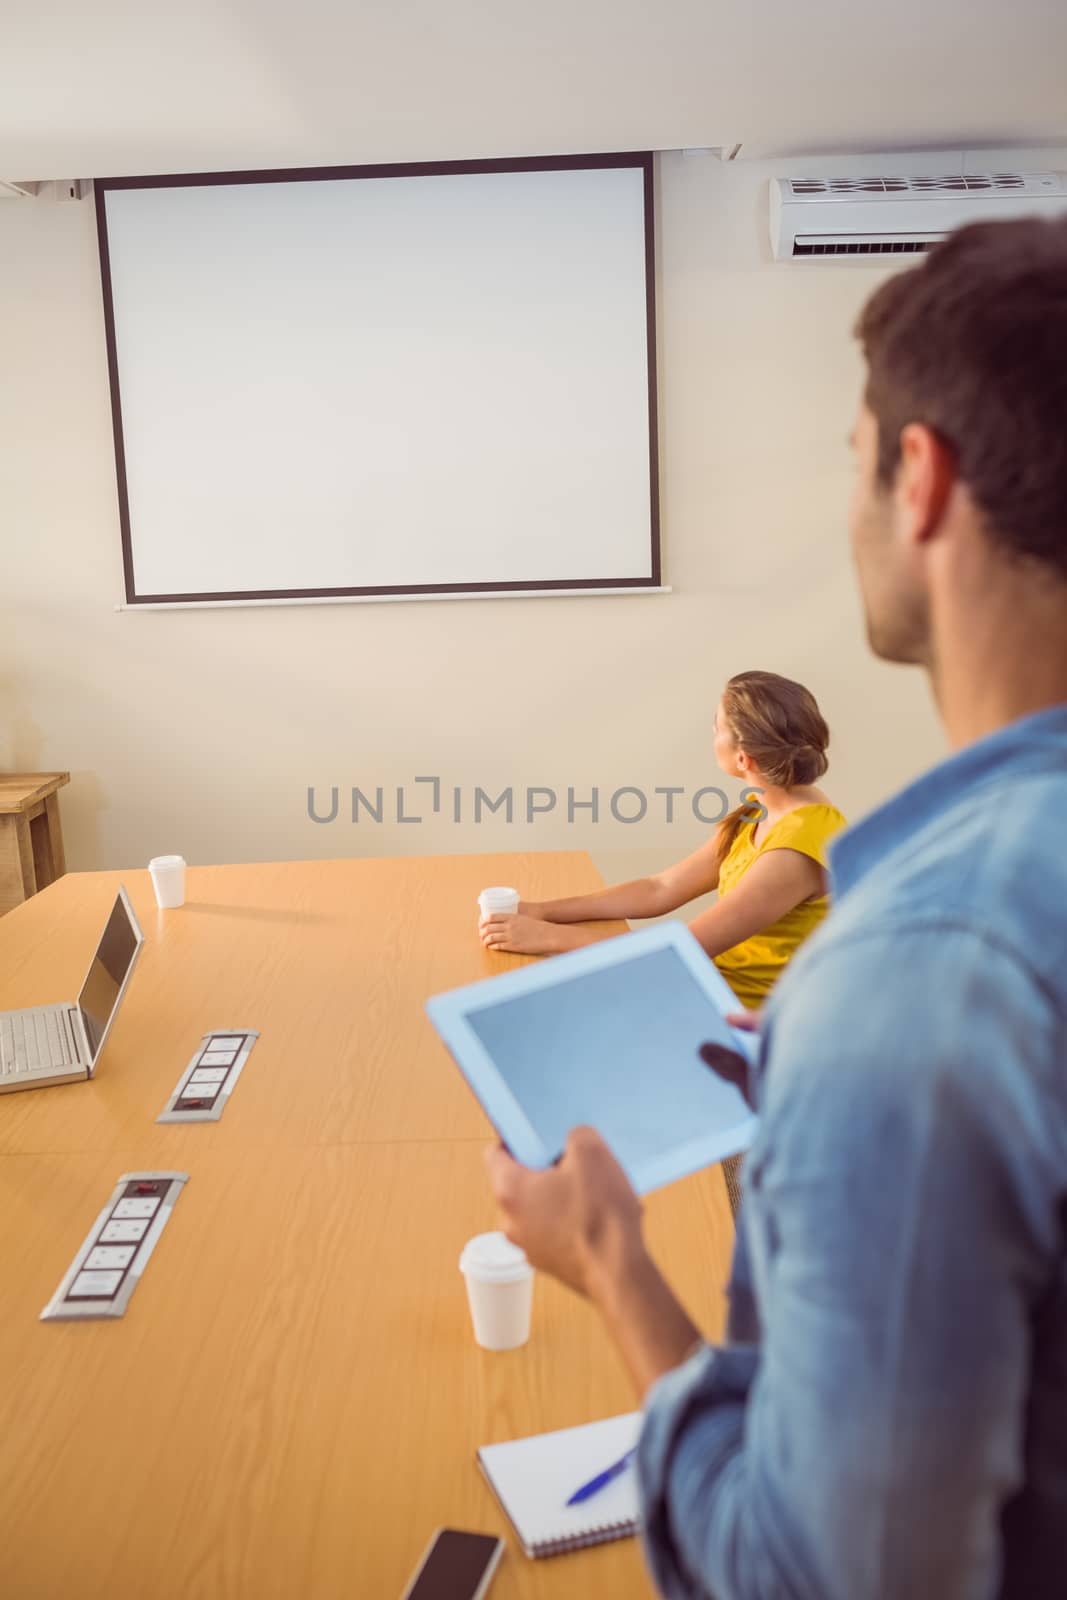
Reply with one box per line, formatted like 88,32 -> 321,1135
148,854 -> 186,909
459,1231 -> 534,1351
478,885 -> 520,921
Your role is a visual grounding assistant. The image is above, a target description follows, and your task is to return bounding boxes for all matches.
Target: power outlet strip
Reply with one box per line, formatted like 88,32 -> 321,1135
157,1030 -> 259,1123
41,1172 -> 188,1322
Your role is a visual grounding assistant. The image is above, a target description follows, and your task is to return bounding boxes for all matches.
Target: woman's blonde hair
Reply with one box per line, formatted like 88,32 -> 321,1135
713,670 -> 830,870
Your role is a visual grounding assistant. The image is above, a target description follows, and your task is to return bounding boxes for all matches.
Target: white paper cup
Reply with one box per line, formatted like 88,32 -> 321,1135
148,854 -> 186,909
478,885 -> 520,920
459,1231 -> 534,1350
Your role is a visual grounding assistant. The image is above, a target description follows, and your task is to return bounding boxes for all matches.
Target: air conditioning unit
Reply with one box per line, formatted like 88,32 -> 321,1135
770,171 -> 1067,260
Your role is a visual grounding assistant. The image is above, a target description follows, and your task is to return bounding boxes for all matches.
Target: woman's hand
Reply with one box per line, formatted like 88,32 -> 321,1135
517,899 -> 547,919
480,912 -> 565,955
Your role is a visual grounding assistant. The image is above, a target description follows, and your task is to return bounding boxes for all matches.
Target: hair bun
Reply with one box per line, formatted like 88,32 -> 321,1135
793,741 -> 829,783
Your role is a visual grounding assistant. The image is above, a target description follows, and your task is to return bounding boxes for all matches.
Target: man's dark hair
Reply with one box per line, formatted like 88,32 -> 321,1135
854,215 -> 1067,578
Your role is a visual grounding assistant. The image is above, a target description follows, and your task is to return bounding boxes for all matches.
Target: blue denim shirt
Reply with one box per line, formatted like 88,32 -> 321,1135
638,705 -> 1067,1600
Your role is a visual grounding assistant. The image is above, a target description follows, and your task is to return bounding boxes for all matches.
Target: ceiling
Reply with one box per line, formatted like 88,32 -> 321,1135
3,0 -> 1066,180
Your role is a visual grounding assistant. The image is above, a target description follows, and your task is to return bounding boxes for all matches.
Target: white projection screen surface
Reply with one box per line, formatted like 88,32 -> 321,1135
95,155 -> 660,605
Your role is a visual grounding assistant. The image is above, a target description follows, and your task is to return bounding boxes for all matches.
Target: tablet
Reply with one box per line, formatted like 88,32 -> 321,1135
425,922 -> 759,1194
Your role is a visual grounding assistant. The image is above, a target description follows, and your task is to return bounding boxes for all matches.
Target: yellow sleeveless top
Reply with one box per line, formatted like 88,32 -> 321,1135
713,803 -> 847,1010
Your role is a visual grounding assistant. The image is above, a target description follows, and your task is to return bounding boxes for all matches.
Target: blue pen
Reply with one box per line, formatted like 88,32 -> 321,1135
565,1447 -> 635,1507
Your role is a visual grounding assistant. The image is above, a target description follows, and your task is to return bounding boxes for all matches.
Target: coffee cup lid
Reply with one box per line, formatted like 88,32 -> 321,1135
459,1230 -> 531,1283
148,855 -> 186,870
478,886 -> 518,903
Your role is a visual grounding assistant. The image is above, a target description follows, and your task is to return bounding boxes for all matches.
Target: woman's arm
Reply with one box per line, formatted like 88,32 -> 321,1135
525,839 -> 722,925
480,914 -> 615,956
687,848 -> 825,959
483,841 -> 727,955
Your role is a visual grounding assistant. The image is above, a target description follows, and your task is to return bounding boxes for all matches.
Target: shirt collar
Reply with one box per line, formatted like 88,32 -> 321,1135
830,701 -> 1067,899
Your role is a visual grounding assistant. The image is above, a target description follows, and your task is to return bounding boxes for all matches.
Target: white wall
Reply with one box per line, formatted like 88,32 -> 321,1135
4,146 -> 1064,881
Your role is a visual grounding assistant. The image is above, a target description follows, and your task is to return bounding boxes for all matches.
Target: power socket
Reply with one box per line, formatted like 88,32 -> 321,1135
85,1245 -> 136,1270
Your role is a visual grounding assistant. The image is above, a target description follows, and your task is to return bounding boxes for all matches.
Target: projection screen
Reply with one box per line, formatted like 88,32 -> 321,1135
95,154 -> 660,605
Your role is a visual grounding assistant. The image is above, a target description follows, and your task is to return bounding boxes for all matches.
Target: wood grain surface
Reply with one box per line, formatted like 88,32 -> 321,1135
0,855 -> 735,1599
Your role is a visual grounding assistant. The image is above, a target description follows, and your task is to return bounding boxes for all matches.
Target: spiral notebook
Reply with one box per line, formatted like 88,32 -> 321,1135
478,1412 -> 641,1559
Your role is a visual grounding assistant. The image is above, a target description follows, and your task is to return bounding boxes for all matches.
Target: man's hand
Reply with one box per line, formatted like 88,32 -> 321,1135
485,1128 -> 704,1396
699,1041 -> 755,1110
698,1009 -> 763,1110
484,1127 -> 644,1299
480,912 -> 567,955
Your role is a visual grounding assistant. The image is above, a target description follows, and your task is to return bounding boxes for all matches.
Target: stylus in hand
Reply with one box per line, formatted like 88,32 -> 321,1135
565,1447 -> 635,1506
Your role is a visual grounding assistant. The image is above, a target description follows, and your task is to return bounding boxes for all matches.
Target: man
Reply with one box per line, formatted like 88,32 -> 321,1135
486,215 -> 1067,1599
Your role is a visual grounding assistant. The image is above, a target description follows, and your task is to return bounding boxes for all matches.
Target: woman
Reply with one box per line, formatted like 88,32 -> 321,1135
482,669 -> 844,992
481,670 -> 846,1206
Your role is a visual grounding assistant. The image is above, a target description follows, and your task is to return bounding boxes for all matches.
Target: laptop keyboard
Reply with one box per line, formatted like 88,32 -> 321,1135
0,1009 -> 78,1076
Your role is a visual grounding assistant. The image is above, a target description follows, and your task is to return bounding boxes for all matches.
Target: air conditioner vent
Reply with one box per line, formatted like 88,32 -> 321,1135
787,172 -> 1031,198
826,179 -> 909,193
794,239 -> 939,256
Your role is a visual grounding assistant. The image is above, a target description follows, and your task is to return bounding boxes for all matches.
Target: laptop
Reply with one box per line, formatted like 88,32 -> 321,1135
0,887 -> 144,1094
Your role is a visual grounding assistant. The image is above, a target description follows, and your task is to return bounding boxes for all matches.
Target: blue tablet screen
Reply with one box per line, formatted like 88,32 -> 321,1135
466,945 -> 753,1180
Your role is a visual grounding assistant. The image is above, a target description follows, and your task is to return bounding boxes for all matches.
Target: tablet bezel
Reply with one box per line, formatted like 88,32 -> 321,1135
425,922 -> 759,1193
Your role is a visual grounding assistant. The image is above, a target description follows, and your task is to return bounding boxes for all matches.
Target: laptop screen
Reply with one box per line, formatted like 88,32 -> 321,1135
77,893 -> 142,1063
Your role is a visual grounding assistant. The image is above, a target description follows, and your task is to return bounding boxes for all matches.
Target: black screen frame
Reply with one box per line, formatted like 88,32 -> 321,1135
94,151 -> 661,607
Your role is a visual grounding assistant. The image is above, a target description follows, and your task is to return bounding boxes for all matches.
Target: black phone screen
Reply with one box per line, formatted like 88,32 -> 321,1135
405,1529 -> 502,1600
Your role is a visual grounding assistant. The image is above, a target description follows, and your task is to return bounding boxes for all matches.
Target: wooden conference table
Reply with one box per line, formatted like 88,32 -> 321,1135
0,854 -> 736,1599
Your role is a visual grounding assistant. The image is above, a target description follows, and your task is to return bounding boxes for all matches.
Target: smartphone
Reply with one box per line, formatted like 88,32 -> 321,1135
400,1528 -> 504,1600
